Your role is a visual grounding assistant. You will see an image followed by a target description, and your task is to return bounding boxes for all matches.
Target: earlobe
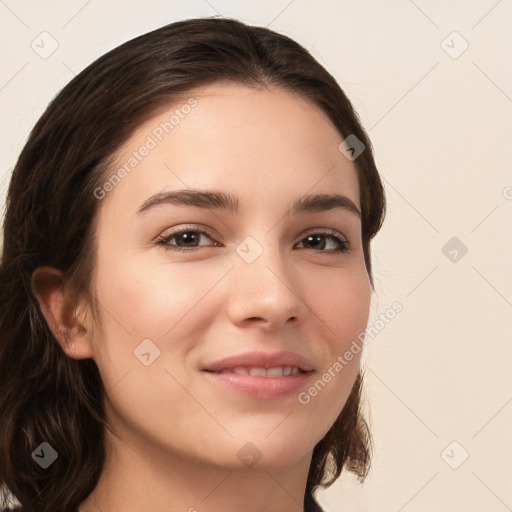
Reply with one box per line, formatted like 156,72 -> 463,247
30,266 -> 94,360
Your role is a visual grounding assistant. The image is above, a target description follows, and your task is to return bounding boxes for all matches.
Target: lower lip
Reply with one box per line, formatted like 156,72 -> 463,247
202,370 -> 314,399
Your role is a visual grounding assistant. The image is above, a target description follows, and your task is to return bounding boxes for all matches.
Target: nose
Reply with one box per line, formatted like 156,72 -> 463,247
226,238 -> 309,331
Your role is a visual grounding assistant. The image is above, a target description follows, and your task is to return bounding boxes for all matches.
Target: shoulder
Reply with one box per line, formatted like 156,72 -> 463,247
2,508 -> 22,511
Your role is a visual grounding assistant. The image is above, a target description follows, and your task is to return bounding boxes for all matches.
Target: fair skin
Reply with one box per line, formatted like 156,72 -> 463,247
32,82 -> 371,512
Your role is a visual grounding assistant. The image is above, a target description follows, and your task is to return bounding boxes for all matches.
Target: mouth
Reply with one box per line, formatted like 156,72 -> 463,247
204,365 -> 310,377
201,350 -> 315,374
201,352 -> 316,398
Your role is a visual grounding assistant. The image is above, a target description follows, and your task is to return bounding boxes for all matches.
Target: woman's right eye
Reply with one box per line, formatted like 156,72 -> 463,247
154,228 -> 218,252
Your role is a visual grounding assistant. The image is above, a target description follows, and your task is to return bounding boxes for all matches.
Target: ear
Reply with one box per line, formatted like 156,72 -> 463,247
31,266 -> 95,360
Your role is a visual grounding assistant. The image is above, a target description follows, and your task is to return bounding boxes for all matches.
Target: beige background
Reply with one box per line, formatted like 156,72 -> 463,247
1,1 -> 511,510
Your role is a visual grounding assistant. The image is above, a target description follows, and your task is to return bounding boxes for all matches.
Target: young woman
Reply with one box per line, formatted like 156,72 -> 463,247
0,17 -> 385,512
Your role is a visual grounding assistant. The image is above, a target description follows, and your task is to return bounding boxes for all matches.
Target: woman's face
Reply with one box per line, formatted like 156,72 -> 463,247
86,82 -> 371,470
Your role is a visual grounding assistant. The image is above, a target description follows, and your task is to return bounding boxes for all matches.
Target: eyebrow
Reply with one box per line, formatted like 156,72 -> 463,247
136,189 -> 361,218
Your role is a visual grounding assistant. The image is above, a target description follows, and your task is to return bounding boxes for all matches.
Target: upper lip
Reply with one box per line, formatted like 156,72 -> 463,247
202,350 -> 315,372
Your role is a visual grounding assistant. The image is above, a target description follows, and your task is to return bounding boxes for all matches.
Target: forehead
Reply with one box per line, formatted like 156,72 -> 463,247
99,81 -> 360,218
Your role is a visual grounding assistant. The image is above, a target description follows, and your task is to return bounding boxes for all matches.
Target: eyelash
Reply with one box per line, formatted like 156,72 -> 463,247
154,226 -> 350,254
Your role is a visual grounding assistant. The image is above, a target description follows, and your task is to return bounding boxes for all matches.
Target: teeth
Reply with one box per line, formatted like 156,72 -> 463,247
249,367 -> 267,377
217,366 -> 303,377
266,366 -> 284,377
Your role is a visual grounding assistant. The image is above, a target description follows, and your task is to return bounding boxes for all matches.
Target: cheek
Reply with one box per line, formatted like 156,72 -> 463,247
89,255 -> 224,442
310,264 -> 371,352
297,265 -> 370,418
95,249 -> 213,331
90,253 -> 228,381
333,280 -> 371,355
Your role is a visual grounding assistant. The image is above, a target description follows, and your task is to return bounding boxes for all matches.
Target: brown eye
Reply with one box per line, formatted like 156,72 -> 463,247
296,231 -> 349,253
155,228 -> 218,252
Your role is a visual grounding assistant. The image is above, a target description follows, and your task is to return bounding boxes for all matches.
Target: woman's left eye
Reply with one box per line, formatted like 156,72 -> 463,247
296,231 -> 350,253
155,228 -> 350,253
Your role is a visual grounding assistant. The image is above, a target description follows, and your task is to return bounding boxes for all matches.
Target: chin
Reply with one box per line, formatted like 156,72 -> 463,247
221,430 -> 317,471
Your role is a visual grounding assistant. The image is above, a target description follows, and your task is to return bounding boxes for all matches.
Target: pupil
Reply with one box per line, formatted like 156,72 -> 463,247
307,235 -> 324,250
181,232 -> 197,246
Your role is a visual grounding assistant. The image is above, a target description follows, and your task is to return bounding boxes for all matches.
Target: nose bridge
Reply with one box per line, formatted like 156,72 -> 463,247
227,232 -> 307,327
235,232 -> 288,284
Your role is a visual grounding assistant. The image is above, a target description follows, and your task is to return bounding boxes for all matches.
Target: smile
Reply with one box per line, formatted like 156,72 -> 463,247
210,366 -> 306,377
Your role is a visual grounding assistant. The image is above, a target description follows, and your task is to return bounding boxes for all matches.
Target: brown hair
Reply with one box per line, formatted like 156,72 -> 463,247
0,16 -> 385,512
